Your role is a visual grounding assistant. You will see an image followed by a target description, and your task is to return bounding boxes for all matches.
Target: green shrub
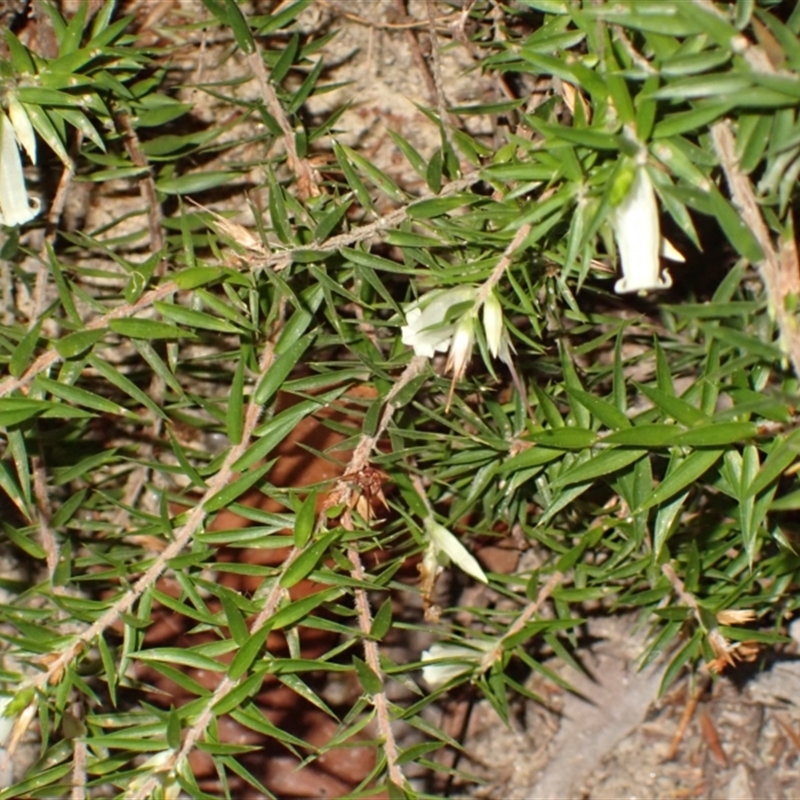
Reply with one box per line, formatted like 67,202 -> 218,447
1,1 -> 799,797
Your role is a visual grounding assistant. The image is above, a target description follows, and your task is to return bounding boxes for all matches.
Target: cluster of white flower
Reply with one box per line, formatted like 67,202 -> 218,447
401,284 -> 514,410
405,154 -> 685,696
400,152 -> 683,407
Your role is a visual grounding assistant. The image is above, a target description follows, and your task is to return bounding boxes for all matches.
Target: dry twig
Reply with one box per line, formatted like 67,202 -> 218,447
318,355 -> 430,792
711,120 -> 800,380
248,45 -> 320,199
666,675 -> 710,761
0,170 -> 481,399
115,107 -> 165,264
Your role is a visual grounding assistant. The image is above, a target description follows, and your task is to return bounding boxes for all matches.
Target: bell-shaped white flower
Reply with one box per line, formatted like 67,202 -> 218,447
0,108 -> 39,227
611,165 -> 683,295
401,286 -> 478,357
402,286 -> 480,411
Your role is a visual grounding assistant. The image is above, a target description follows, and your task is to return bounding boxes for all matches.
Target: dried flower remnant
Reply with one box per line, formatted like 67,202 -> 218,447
341,465 -> 389,524
444,313 -> 475,410
706,627 -> 760,674
401,286 -> 480,410
401,286 -> 519,410
419,542 -> 443,624
611,163 -> 684,295
716,608 -> 757,626
403,284 -> 521,408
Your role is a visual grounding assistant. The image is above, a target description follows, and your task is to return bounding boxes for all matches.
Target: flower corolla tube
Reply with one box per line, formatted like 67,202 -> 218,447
0,108 -> 39,227
611,165 -> 684,295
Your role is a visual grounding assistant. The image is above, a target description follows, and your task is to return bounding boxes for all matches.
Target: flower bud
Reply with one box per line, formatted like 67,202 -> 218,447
482,290 -> 514,364
424,516 -> 487,584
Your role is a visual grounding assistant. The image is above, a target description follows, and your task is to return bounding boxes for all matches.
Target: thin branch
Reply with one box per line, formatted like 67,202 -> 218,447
135,362 -> 432,795
115,108 -> 165,266
44,164 -> 74,237
661,562 -> 700,617
0,173 -> 481,398
711,120 -> 800,379
247,45 -> 320,199
325,355 -> 428,512
690,0 -> 800,378
476,222 -> 531,307
130,549 -> 296,799
410,472 -> 434,516
426,0 -> 456,151
479,570 -> 563,675
24,161 -> 76,391
347,547 -> 405,789
322,0 -> 452,31
661,561 -> 736,673
31,164 -> 75,322
316,356 -> 429,792
397,0 -> 438,108
266,170 -> 482,270
70,728 -> 87,800
31,452 -> 57,580
17,333 -> 280,699
0,280 -> 179,398
666,674 -> 709,762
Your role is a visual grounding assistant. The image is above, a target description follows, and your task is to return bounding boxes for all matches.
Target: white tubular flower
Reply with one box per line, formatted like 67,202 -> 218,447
401,286 -> 478,357
0,109 -> 39,227
420,641 -> 492,689
482,290 -> 514,365
611,165 -> 683,295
